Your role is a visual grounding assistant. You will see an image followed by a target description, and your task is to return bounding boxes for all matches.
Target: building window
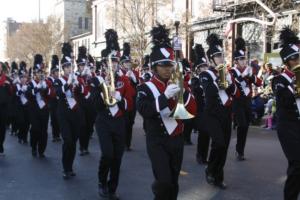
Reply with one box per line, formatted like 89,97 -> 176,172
78,17 -> 83,29
85,18 -> 89,30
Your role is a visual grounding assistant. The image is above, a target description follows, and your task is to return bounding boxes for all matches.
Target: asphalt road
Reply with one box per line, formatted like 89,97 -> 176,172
0,115 -> 289,200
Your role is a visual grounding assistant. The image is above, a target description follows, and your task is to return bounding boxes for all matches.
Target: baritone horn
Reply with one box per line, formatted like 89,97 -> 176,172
292,64 -> 300,97
217,64 -> 228,89
169,61 -> 195,120
101,52 -> 117,106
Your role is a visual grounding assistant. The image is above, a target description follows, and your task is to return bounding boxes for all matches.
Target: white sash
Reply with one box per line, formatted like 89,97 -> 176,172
59,78 -> 76,109
31,80 -> 45,109
100,91 -> 119,116
145,82 -> 177,135
232,67 -> 250,96
206,70 -> 229,105
17,84 -> 28,105
281,73 -> 300,114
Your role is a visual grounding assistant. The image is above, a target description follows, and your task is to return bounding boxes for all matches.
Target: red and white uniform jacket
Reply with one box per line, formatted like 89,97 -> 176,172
25,79 -> 51,109
16,82 -> 29,106
54,75 -> 87,111
0,74 -> 13,105
137,75 -> 197,137
90,72 -> 133,117
229,66 -> 262,99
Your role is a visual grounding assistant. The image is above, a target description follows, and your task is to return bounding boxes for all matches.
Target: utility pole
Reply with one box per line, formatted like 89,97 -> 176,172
185,0 -> 189,59
38,0 -> 41,23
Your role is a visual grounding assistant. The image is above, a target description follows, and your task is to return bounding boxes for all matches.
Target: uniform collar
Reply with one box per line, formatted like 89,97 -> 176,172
62,75 -> 68,81
151,75 -> 168,92
284,67 -> 295,79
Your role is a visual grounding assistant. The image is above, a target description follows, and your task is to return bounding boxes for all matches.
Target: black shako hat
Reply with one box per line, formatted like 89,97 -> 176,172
149,24 -> 175,68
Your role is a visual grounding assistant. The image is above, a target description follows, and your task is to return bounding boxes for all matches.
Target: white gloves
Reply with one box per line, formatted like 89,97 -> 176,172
21,85 -> 27,92
113,91 -> 122,102
164,84 -> 180,99
67,74 -> 78,85
126,71 -> 137,83
96,76 -> 104,85
82,67 -> 91,76
42,81 -> 47,89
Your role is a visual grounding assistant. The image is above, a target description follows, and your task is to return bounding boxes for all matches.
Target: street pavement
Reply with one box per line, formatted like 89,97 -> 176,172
0,114 -> 288,200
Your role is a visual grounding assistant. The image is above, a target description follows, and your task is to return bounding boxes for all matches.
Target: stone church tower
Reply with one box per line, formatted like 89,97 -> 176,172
54,0 -> 92,40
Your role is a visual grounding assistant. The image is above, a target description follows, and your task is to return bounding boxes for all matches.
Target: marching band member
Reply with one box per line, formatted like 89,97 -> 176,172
192,44 -> 210,165
229,37 -> 262,161
92,29 -> 133,200
137,24 -> 196,200
200,33 -> 236,189
54,43 -> 84,179
48,55 -> 61,142
0,62 -> 12,156
272,27 -> 300,200
25,54 -> 50,158
9,61 -> 19,136
120,42 -> 139,151
76,46 -> 94,156
141,55 -> 153,83
15,62 -> 30,144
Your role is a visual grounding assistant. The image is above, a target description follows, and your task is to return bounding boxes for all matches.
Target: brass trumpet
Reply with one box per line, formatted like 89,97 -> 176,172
292,65 -> 300,97
169,61 -> 194,120
101,52 -> 117,106
217,64 -> 228,89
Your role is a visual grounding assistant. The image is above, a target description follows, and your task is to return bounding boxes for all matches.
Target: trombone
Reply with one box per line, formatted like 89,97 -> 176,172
169,21 -> 194,120
169,61 -> 194,120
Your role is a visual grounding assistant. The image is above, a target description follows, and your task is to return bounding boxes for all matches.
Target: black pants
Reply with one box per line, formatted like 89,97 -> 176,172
96,113 -> 125,194
197,130 -> 210,162
125,109 -> 136,149
195,116 -> 210,162
49,102 -> 60,139
29,106 -> 49,155
183,119 -> 193,143
203,112 -> 232,183
58,107 -> 82,172
17,104 -> 30,142
277,121 -> 300,200
0,103 -> 8,152
146,133 -> 184,200
284,161 -> 300,200
233,98 -> 251,156
79,104 -> 96,151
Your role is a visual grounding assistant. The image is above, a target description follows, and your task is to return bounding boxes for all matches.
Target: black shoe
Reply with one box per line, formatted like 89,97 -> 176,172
196,155 -> 208,165
236,152 -> 246,161
84,149 -> 90,155
205,169 -> 215,185
63,171 -> 75,180
108,193 -> 120,200
126,147 -> 132,152
0,148 -> 5,157
214,182 -> 227,190
69,171 -> 76,177
32,150 -> 37,157
79,150 -> 85,156
39,154 -> 46,158
56,137 -> 61,142
98,183 -> 109,198
184,141 -> 193,145
23,140 -> 28,144
18,139 -> 22,144
63,172 -> 72,180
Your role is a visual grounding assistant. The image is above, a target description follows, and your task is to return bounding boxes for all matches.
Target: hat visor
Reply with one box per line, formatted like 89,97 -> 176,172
155,61 -> 175,67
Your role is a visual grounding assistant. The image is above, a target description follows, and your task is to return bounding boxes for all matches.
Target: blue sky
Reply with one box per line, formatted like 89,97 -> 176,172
0,0 -> 54,22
